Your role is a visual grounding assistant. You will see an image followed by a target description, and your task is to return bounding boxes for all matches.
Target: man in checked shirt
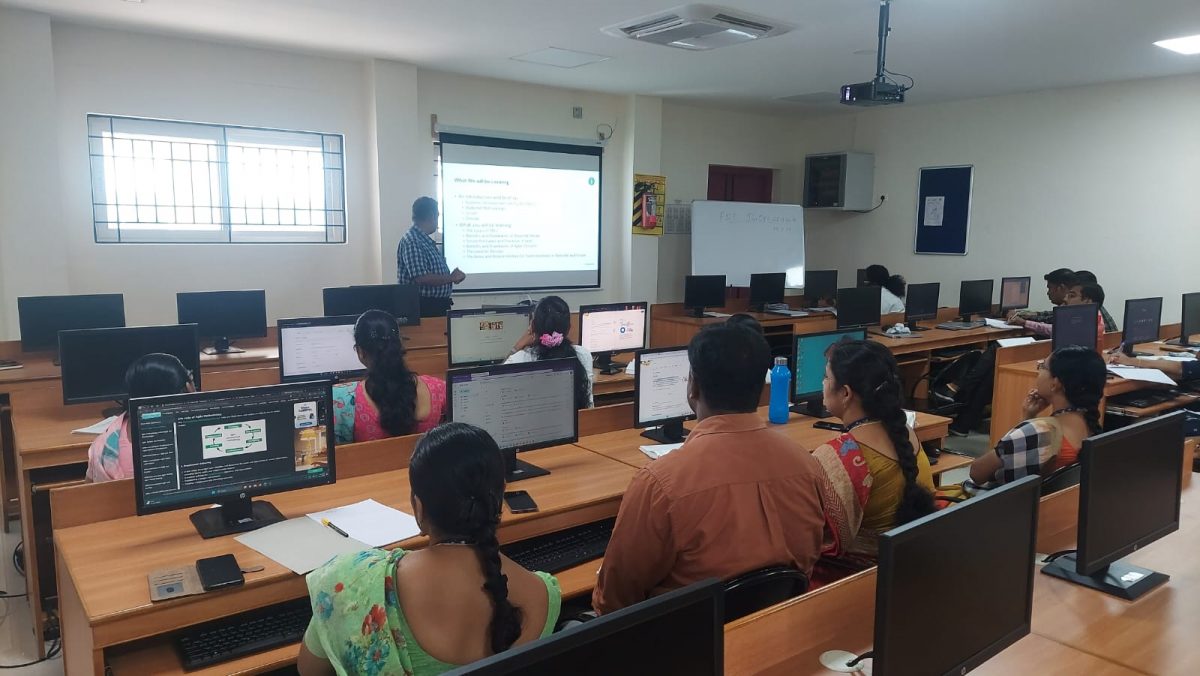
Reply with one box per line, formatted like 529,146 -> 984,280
397,197 -> 466,317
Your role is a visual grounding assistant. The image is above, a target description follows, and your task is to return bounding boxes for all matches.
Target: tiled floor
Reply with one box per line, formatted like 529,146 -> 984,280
0,524 -> 64,675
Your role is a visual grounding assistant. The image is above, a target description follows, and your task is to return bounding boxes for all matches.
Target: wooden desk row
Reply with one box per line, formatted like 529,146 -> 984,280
52,408 -> 957,674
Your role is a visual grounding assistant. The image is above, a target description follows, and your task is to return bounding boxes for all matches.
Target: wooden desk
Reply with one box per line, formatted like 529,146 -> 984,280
54,444 -> 636,674
576,409 -> 968,484
651,311 -> 836,348
721,484 -> 1136,675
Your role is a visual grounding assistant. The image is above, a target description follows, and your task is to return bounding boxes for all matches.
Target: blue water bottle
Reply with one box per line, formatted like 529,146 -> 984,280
769,356 -> 791,424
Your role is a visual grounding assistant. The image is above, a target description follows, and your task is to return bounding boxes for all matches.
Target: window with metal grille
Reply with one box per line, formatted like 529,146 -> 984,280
88,115 -> 346,244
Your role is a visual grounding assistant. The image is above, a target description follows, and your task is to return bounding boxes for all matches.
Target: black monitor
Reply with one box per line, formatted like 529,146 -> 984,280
804,270 -> 838,306
579,302 -> 648,375
748,273 -> 786,310
683,275 -> 726,318
277,315 -> 365,383
634,346 -> 695,444
1121,297 -> 1162,357
903,282 -> 939,330
59,324 -> 202,410
999,276 -> 1031,313
836,286 -> 881,330
847,475 -> 1040,676
856,268 -> 869,287
322,284 -> 421,326
445,579 -> 724,676
447,306 -> 534,368
958,279 -> 994,321
1177,292 -> 1200,348
131,380 -> 335,539
1042,412 -> 1185,600
176,289 -> 268,355
1051,304 -> 1098,352
446,359 -> 579,482
791,329 -> 867,417
17,294 -> 126,353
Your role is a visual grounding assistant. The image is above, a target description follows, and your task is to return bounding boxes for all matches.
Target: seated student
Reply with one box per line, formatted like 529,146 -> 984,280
726,312 -> 764,334
1109,352 -> 1200,381
1071,270 -> 1118,331
1010,282 -> 1106,344
506,295 -> 594,408
87,353 -> 194,482
813,340 -> 936,560
864,264 -> 906,314
300,423 -> 560,676
969,346 -> 1105,486
592,324 -> 826,614
333,310 -> 446,443
1010,268 -> 1076,323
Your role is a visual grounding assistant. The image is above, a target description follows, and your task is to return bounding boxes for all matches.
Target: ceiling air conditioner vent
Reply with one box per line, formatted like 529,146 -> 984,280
602,4 -> 794,51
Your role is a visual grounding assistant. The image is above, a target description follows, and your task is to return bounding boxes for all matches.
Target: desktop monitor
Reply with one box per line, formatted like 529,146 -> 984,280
1121,297 -> 1162,356
791,329 -> 867,417
59,324 -> 202,408
579,302 -> 648,375
903,282 -> 940,330
683,275 -> 726,318
836,286 -> 882,330
862,475 -> 1040,676
131,381 -> 335,539
176,289 -> 268,354
958,279 -> 994,321
322,284 -> 421,326
444,579 -> 724,676
1042,412 -> 1185,600
17,294 -> 126,352
803,270 -> 838,306
1051,304 -> 1098,352
1178,292 -> 1200,347
999,276 -> 1031,313
447,359 -> 579,482
748,273 -> 786,310
277,315 -> 365,383
448,306 -> 534,368
634,346 -> 695,444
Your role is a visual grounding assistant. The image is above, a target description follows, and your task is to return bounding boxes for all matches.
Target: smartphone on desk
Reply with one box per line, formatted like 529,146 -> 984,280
504,490 -> 539,514
196,554 -> 245,592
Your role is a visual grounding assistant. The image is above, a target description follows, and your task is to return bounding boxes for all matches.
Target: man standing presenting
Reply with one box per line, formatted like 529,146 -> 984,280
397,196 -> 465,317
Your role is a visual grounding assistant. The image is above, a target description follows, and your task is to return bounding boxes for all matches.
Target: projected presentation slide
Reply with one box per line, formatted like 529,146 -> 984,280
441,138 -> 602,291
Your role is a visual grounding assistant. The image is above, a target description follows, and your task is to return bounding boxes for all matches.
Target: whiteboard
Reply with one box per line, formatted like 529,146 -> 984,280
690,201 -> 806,287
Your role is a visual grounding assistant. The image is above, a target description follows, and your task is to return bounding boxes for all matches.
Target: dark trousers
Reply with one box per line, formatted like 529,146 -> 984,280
419,296 -> 452,318
952,344 -> 998,433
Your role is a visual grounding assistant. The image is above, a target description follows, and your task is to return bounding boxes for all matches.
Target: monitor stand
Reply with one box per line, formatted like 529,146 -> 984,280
1166,337 -> 1200,348
594,353 -> 625,376
1041,553 -> 1169,601
641,420 -> 689,445
504,451 -> 551,483
202,336 -> 245,355
190,495 -> 286,539
1121,342 -> 1153,358
101,401 -> 124,418
790,399 -> 831,419
905,321 -> 931,332
687,307 -> 708,318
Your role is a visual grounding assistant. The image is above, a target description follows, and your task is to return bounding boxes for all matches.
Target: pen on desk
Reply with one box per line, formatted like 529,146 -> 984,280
321,518 -> 350,538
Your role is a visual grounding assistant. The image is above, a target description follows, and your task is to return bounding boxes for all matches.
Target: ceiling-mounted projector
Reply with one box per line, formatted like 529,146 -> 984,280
841,0 -> 913,106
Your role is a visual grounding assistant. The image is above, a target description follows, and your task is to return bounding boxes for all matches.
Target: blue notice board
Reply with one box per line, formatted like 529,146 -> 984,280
914,165 -> 973,255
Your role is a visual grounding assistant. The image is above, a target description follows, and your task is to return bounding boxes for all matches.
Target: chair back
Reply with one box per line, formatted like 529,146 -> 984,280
1040,462 -> 1081,496
722,566 -> 810,622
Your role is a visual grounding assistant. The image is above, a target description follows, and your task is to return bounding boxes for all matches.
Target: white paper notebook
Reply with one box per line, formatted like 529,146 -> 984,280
72,415 -> 118,435
235,517 -> 369,575
1106,365 -> 1177,386
985,318 -> 1023,330
640,443 -> 684,460
307,499 -> 421,548
996,337 -> 1036,348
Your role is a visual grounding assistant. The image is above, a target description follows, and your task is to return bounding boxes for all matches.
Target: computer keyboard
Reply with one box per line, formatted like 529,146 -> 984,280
176,597 -> 311,670
936,320 -> 986,331
1107,389 -> 1180,409
501,518 -> 615,573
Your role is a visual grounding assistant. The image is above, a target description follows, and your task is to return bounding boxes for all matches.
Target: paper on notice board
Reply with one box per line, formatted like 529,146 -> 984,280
923,196 -> 945,227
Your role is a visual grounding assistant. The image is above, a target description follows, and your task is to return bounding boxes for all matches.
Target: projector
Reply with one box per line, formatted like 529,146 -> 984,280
840,79 -> 905,107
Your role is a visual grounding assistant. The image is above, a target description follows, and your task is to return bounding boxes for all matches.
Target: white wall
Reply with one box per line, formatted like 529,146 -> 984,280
800,74 -> 1200,324
46,23 -> 378,330
656,102 -> 806,301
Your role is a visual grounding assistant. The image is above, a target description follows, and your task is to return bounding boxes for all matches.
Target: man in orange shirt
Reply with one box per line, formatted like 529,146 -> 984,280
592,323 -> 827,614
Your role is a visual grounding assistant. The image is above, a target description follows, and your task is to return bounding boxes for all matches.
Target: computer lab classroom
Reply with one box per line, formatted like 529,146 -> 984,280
1,1 -> 1199,674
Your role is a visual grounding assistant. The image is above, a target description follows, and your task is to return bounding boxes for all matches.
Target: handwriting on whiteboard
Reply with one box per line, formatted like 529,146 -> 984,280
719,211 -> 800,225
